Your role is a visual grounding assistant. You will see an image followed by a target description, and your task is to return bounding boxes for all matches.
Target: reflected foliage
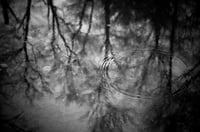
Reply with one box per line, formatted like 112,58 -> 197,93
0,0 -> 200,132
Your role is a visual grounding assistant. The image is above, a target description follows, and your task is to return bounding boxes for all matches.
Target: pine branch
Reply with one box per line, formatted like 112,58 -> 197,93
7,3 -> 20,22
69,0 -> 89,62
47,0 -> 77,62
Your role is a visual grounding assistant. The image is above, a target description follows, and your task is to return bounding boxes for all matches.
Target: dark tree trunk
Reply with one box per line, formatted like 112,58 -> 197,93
155,26 -> 160,49
104,0 -> 111,58
168,1 -> 178,95
1,0 -> 9,24
23,0 -> 32,62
